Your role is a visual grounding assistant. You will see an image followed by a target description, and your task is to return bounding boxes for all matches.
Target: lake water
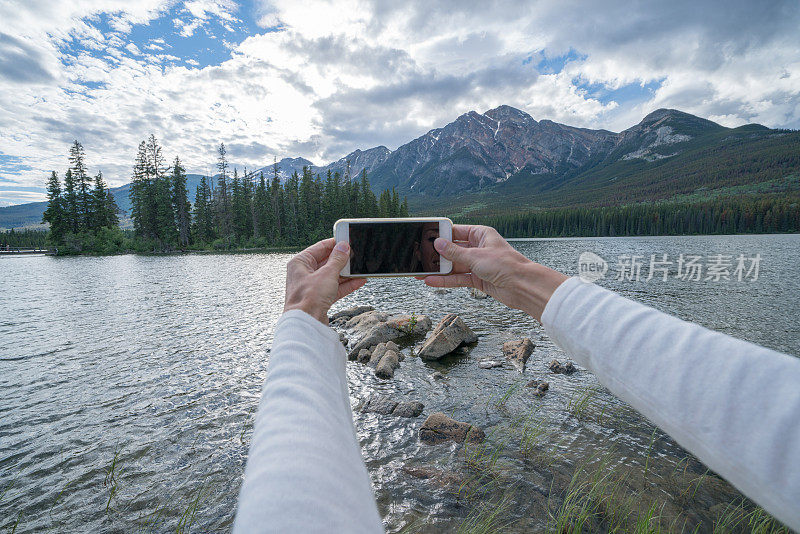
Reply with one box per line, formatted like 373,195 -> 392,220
1,234 -> 798,532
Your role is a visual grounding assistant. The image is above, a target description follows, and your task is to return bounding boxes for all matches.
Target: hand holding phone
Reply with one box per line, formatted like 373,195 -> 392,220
333,217 -> 453,277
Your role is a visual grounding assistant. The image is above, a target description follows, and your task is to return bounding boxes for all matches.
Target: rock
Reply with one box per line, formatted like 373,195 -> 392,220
386,314 -> 432,336
549,359 -> 577,375
356,348 -> 373,364
432,371 -> 445,380
361,395 -> 398,415
330,305 -> 374,323
478,359 -> 504,369
392,401 -> 424,418
402,465 -> 463,487
361,396 -> 424,417
375,350 -> 400,379
366,341 -> 399,367
345,310 -> 389,331
339,332 -> 348,345
417,314 -> 478,360
503,338 -> 535,372
419,412 -> 485,445
433,288 -> 450,295
526,379 -> 549,396
469,287 -> 489,299
347,316 -> 431,360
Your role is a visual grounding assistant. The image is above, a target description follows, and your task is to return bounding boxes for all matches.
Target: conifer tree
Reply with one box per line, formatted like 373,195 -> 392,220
171,157 -> 191,248
42,171 -> 67,243
69,140 -> 91,231
192,176 -> 214,243
63,168 -> 79,233
215,143 -> 232,244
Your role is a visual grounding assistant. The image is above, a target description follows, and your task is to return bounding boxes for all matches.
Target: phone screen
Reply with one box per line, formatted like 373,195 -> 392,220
348,221 -> 440,275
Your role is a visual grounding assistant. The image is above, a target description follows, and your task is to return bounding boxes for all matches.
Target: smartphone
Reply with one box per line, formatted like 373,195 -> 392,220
333,217 -> 453,277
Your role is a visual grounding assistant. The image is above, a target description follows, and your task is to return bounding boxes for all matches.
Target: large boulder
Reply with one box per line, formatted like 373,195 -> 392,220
503,338 -> 535,372
375,350 -> 400,379
419,412 -> 485,445
417,314 -> 478,360
345,310 -> 389,331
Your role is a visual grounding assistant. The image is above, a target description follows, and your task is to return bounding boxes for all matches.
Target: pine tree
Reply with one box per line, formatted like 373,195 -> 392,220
215,143 -> 232,245
42,171 -> 67,243
129,141 -> 151,239
69,140 -> 91,231
63,168 -> 79,233
270,158 -> 282,242
90,171 -> 115,228
192,176 -> 214,244
171,157 -> 191,248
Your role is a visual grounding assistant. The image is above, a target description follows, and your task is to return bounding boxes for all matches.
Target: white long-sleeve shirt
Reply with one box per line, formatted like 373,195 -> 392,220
234,278 -> 800,532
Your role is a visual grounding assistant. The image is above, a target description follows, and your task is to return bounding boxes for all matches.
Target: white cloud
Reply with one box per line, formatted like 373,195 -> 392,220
0,0 -> 798,206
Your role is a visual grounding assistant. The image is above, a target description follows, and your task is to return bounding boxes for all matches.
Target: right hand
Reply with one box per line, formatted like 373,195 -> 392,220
421,225 -> 568,322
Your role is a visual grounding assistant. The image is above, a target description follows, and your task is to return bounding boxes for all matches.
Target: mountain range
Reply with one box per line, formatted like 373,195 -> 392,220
2,106 -> 798,228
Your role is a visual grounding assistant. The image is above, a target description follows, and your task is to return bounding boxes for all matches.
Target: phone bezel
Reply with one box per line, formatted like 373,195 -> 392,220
333,217 -> 453,278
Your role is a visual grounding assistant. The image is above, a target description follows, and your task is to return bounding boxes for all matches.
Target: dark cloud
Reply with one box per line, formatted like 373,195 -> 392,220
0,32 -> 54,83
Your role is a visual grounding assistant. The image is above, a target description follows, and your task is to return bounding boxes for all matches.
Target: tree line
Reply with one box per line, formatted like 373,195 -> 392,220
39,137 -> 408,254
460,196 -> 800,237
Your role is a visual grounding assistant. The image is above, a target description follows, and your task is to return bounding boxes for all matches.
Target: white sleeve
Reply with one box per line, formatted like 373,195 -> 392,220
233,310 -> 384,534
541,277 -> 800,530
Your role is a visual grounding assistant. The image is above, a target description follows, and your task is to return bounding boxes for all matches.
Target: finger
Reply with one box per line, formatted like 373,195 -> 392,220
319,240 -> 351,276
337,277 -> 366,300
452,224 -> 474,242
302,238 -> 336,266
423,273 -> 475,288
434,237 -> 474,266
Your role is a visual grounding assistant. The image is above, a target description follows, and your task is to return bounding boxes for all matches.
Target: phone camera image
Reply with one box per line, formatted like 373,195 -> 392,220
349,222 -> 439,275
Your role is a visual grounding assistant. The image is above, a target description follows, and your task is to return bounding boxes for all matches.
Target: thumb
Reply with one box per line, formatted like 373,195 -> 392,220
320,240 -> 351,275
434,237 -> 473,266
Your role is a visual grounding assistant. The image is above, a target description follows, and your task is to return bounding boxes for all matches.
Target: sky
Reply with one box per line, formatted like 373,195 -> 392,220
0,0 -> 798,207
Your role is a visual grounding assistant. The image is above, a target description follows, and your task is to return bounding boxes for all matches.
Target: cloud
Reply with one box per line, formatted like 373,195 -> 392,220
0,32 -> 55,83
0,0 -> 798,206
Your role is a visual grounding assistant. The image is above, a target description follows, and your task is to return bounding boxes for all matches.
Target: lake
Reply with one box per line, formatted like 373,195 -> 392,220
1,234 -> 798,532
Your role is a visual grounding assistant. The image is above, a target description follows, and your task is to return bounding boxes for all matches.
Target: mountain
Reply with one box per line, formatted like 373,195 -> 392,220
313,146 -> 391,179
366,106 -> 731,196
251,157 -> 314,182
2,106 -> 798,229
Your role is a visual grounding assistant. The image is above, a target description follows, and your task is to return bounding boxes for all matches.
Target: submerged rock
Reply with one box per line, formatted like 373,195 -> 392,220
417,314 -> 478,360
362,396 -> 424,417
361,395 -> 398,415
375,349 -> 400,379
432,371 -> 445,380
503,338 -> 535,372
402,465 -> 463,487
526,379 -> 549,396
549,359 -> 577,375
478,359 -> 504,369
419,412 -> 485,445
392,401 -> 424,418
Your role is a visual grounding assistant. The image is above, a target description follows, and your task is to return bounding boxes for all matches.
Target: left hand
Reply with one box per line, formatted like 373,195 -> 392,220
283,238 -> 367,325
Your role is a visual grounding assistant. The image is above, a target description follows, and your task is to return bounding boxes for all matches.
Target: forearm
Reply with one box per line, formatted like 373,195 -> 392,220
234,310 -> 383,533
541,277 -> 800,529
